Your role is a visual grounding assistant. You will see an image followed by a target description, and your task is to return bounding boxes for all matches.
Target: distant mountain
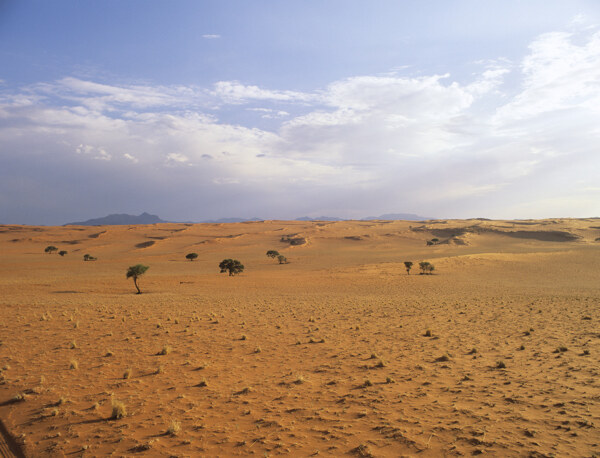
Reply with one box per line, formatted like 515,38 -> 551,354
362,213 -> 432,221
295,216 -> 344,221
201,217 -> 264,223
66,212 -> 167,226
65,212 -> 433,226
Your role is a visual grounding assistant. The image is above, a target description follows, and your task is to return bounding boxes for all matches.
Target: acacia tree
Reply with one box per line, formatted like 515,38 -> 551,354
219,259 -> 244,276
277,254 -> 287,264
45,246 -> 58,254
59,250 -> 68,257
126,264 -> 149,294
266,250 -> 279,259
404,261 -> 413,275
419,261 -> 435,275
83,254 -> 97,261
186,253 -> 198,261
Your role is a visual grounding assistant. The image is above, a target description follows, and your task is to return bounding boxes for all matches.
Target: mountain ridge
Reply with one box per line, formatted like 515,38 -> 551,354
66,212 -> 433,225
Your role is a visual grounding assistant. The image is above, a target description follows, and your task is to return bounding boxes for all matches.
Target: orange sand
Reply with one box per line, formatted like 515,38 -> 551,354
0,219 -> 599,456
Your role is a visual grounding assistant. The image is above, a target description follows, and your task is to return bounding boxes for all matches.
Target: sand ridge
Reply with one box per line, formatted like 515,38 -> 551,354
0,219 -> 599,456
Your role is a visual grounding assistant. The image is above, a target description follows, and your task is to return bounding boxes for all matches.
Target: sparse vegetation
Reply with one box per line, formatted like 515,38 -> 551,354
185,252 -> 198,261
110,399 -> 126,419
159,344 -> 172,355
219,259 -> 244,276
167,420 -> 181,435
266,250 -> 279,259
45,245 -> 58,254
419,261 -> 435,274
83,254 -> 97,261
404,261 -> 413,274
126,264 -> 149,294
277,254 -> 288,264
58,250 -> 68,256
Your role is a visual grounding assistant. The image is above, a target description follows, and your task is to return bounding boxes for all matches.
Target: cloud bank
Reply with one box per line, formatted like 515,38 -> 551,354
1,26 -> 599,224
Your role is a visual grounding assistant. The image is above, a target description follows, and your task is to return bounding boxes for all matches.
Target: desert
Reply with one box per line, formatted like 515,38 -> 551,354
0,218 -> 598,457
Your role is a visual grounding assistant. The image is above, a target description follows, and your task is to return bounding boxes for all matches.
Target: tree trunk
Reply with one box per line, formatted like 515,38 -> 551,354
134,277 -> 141,294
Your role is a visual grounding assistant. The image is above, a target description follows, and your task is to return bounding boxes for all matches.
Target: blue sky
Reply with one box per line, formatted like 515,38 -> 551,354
1,1 -> 600,224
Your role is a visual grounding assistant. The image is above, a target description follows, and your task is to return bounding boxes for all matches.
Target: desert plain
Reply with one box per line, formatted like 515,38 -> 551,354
0,218 -> 599,457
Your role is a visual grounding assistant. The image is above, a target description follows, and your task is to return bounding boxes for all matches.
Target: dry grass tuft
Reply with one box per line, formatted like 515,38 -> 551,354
110,399 -> 126,420
158,345 -> 172,355
166,420 -> 181,436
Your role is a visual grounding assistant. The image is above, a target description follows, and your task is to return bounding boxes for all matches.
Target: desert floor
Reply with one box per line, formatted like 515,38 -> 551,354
0,219 -> 599,457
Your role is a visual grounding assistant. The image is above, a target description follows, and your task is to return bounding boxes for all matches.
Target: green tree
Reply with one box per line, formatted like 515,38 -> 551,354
404,261 -> 413,275
219,259 -> 244,276
58,250 -> 68,257
83,254 -> 97,261
266,250 -> 279,259
45,245 -> 58,254
419,261 -> 435,275
277,254 -> 287,264
185,253 -> 198,261
126,264 -> 149,294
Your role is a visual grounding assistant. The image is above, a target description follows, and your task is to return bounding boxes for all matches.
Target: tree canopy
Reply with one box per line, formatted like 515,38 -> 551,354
219,259 -> 244,276
44,245 -> 58,254
419,261 -> 435,275
185,252 -> 198,261
126,264 -> 149,294
266,250 -> 279,258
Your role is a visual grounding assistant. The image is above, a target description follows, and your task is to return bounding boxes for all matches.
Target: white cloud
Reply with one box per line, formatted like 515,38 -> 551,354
495,29 -> 600,124
123,153 -> 138,163
202,34 -> 221,39
166,152 -> 190,163
95,148 -> 111,161
1,23 -> 600,220
212,81 -> 314,104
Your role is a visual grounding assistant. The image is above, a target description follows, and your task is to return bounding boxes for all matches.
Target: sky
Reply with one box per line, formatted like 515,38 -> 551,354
1,0 -> 600,225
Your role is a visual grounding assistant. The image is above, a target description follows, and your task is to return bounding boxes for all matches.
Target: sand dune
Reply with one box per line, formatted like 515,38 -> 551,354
0,219 -> 598,457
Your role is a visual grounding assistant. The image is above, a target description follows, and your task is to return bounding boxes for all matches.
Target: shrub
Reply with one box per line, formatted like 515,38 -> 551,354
45,246 -> 58,254
58,250 -> 68,256
266,250 -> 279,259
219,259 -> 244,276
404,261 -> 413,275
419,261 -> 435,275
110,399 -> 126,419
277,255 -> 287,264
185,253 -> 198,261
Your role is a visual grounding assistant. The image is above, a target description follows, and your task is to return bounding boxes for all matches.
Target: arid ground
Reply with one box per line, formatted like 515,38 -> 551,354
0,219 -> 599,457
